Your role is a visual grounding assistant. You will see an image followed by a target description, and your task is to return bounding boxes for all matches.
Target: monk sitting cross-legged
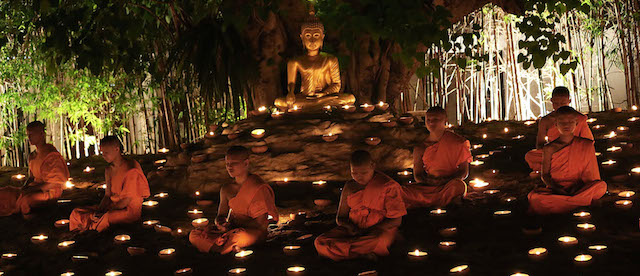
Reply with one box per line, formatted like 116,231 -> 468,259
401,106 -> 472,208
525,86 -> 593,173
189,146 -> 278,254
528,106 -> 607,215
314,150 -> 406,261
0,121 -> 69,217
69,136 -> 150,232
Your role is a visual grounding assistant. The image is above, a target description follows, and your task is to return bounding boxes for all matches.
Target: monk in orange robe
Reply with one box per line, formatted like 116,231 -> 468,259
0,121 -> 69,216
401,106 -> 471,208
190,146 -> 278,254
528,106 -> 607,215
315,150 -> 406,261
69,136 -> 150,232
525,87 -> 593,173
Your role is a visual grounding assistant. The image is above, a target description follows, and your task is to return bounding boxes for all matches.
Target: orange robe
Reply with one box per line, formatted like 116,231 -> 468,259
189,174 -> 278,254
525,113 -> 593,171
69,160 -> 150,232
528,138 -> 607,214
401,131 -> 472,208
0,144 -> 69,216
315,172 -> 406,261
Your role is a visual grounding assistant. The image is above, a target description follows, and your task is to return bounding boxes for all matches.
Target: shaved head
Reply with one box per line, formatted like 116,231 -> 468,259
551,86 -> 570,98
350,150 -> 374,167
27,121 -> 45,132
100,136 -> 124,152
426,106 -> 446,117
226,146 -> 250,160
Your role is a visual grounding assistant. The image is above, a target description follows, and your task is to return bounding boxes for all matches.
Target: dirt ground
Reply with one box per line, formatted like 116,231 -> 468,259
2,111 -> 640,276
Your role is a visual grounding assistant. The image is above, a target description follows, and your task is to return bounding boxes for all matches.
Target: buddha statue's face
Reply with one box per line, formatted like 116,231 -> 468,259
301,28 -> 324,52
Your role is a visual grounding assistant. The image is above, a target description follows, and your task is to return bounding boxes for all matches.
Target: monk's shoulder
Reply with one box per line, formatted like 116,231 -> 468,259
573,137 -> 594,146
121,159 -> 143,175
246,174 -> 267,188
444,131 -> 469,146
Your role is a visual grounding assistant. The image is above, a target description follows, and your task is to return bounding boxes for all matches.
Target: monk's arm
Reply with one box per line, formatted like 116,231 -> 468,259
231,214 -> 269,237
370,217 -> 402,233
97,168 -> 113,212
413,146 -> 427,183
535,118 -> 548,149
451,162 -> 469,181
335,183 -> 359,232
215,186 -> 231,226
541,146 -> 567,194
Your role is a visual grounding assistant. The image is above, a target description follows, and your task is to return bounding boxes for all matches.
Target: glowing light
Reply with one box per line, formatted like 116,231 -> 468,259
158,248 -> 175,257
503,127 -> 509,133
64,181 -> 74,189
511,273 -> 529,276
512,135 -> 525,140
58,241 -> 75,248
142,220 -> 159,227
588,245 -> 607,251
114,234 -> 131,243
175,268 -> 192,275
574,254 -> 592,262
469,160 -> 484,166
586,118 -> 597,123
258,106 -> 267,112
573,211 -> 591,218
397,170 -> 412,176
476,154 -> 489,159
606,146 -> 621,152
558,236 -> 578,245
83,166 -> 94,173
472,144 -> 483,149
228,268 -> 247,274
324,105 -> 332,111
577,223 -> 595,230
633,105 -> 638,111
154,192 -> 169,198
430,208 -> 446,215
312,180 -> 327,185
251,129 -> 266,139
484,189 -> 499,194
615,200 -> 633,208
60,272 -> 75,276
617,126 -> 628,131
142,200 -> 158,207
632,167 -> 640,174
469,178 -> 488,188
604,131 -> 617,139
618,191 -> 635,198
188,209 -> 203,215
55,219 -> 70,227
158,148 -> 170,153
191,218 -> 209,227
105,271 -> 122,276
524,120 -> 536,126
601,160 -> 617,166
12,174 -> 25,180
287,266 -> 306,273
482,133 -> 487,139
628,117 -> 639,122
528,247 -> 547,256
31,234 -> 48,242
408,249 -> 428,257
195,191 -> 200,196
449,265 -> 469,273
2,253 -> 17,259
493,210 -> 511,216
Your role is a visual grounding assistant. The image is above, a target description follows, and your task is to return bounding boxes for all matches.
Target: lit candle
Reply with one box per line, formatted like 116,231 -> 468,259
1,253 -> 17,260
606,146 -> 621,152
615,200 -> 633,209
574,254 -> 592,265
286,266 -> 306,276
194,191 -> 201,197
407,249 -> 428,261
228,268 -> 247,276
469,178 -> 488,188
576,223 -> 596,233
438,241 -> 456,251
187,209 -> 204,219
503,196 -> 516,202
258,106 -> 268,113
604,131 -> 617,139
573,211 -> 591,219
493,210 -> 511,216
397,170 -> 412,177
312,180 -> 327,186
483,189 -> 500,195
376,101 -> 389,111
271,111 -> 284,118
632,167 -> 640,174
633,105 -> 638,111
158,248 -> 175,259
154,159 -> 167,166
322,133 -> 338,142
174,268 -> 193,276
142,220 -> 159,228
482,133 -> 487,139
439,227 -> 457,237
558,236 -> 578,246
60,272 -> 75,276
476,154 -> 489,159
71,255 -> 89,262
154,192 -> 169,198
601,160 -> 617,166
472,144 -> 483,150
192,218 -> 209,228
296,234 -> 313,241
512,135 -> 525,140
55,219 -> 70,228
618,191 -> 635,198
12,174 -> 26,181
588,245 -> 607,253
83,166 -> 94,173
365,137 -> 381,146
64,180 -> 74,189
528,247 -> 547,260
323,105 -> 332,111
430,208 -> 446,216
341,105 -> 355,112
154,225 -> 172,233
251,129 -> 266,139
586,118 -> 597,123
105,271 -> 122,276
511,273 -> 529,276
524,120 -> 536,126
449,264 -> 469,274
172,228 -> 187,237
503,127 -> 509,133
629,117 -> 639,122
360,103 -> 375,112
114,234 -> 131,244
30,234 -> 48,244
57,240 -> 75,250
617,126 -> 628,131
283,245 -> 301,256
142,200 -> 159,207
158,148 -> 170,153
234,250 -> 253,259
592,124 -> 604,129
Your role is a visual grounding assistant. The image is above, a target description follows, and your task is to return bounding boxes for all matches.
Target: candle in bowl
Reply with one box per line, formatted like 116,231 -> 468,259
83,166 -> 95,173
283,245 -> 301,256
57,241 -> 75,251
158,148 -> 170,154
360,103 -> 375,112
286,266 -> 306,276
172,228 -> 187,237
365,137 -> 381,146
154,192 -> 169,198
618,191 -> 635,198
105,271 -> 122,276
472,144 -> 483,150
184,207 -> 202,217
154,159 -> 167,166
524,120 -> 536,126
469,178 -> 488,189
439,227 -> 457,237
476,154 -> 490,159
601,160 -> 617,166
154,225 -> 172,233
528,247 -> 547,260
192,218 -> 209,228
1,253 -> 17,260
11,174 -> 26,181
588,245 -> 607,254
30,234 -> 48,244
438,241 -> 456,251
71,255 -> 89,263
322,133 -> 338,142
493,210 -> 512,217
430,208 -> 447,216
503,196 -> 516,203
228,268 -> 247,276
449,264 -> 469,275
407,249 -> 428,261
573,211 -> 591,219
55,219 -> 70,228
376,101 -> 389,111
271,111 -> 284,118
586,118 -> 597,123
606,146 -> 621,152
629,117 -> 639,122
617,126 -> 628,131
158,248 -> 176,259
174,268 -> 193,276
127,247 -> 146,256
397,170 -> 412,177
142,200 -> 159,208
142,220 -> 159,228
573,254 -> 592,265
558,236 -> 578,246
323,105 -> 333,111
114,234 -> 131,244
296,234 -> 313,241
482,133 -> 487,139
312,180 -> 327,188
235,250 -> 253,259
357,271 -> 378,276
512,135 -> 525,140
615,200 -> 633,209
341,105 -> 356,112
511,273 -> 529,276
503,127 -> 509,133
251,129 -> 266,139
577,223 -> 596,233
483,189 -> 500,195
469,160 -> 484,166
60,272 -> 75,276
604,131 -> 617,139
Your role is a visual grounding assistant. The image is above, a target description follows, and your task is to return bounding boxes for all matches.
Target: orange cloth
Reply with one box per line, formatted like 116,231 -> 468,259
0,144 -> 69,216
528,138 -> 607,214
189,174 -> 278,253
69,160 -> 149,232
315,172 -> 406,261
401,131 -> 472,208
525,113 -> 593,171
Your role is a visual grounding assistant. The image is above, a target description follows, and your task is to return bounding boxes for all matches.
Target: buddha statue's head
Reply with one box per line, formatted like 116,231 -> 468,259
300,10 -> 325,53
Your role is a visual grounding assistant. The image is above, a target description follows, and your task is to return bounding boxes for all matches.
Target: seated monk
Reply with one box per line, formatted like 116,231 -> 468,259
528,106 -> 607,215
69,136 -> 150,232
0,121 -> 69,216
525,86 -> 593,173
401,107 -> 471,208
190,146 -> 278,254
315,150 -> 406,261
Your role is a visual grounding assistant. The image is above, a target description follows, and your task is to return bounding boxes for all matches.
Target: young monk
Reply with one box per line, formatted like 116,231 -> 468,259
0,121 -> 69,216
69,136 -> 150,232
401,106 -> 471,208
525,86 -> 593,173
528,106 -> 607,215
189,146 -> 278,254
315,150 -> 406,261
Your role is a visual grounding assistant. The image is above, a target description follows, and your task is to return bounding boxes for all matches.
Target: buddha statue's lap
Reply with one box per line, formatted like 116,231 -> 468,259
275,10 -> 356,110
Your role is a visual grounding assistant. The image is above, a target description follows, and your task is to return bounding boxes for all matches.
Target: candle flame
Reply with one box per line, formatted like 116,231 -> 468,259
235,250 -> 253,258
287,266 -> 305,272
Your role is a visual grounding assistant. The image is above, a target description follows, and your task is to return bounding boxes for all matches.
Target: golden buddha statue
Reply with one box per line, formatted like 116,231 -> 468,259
274,10 -> 356,110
